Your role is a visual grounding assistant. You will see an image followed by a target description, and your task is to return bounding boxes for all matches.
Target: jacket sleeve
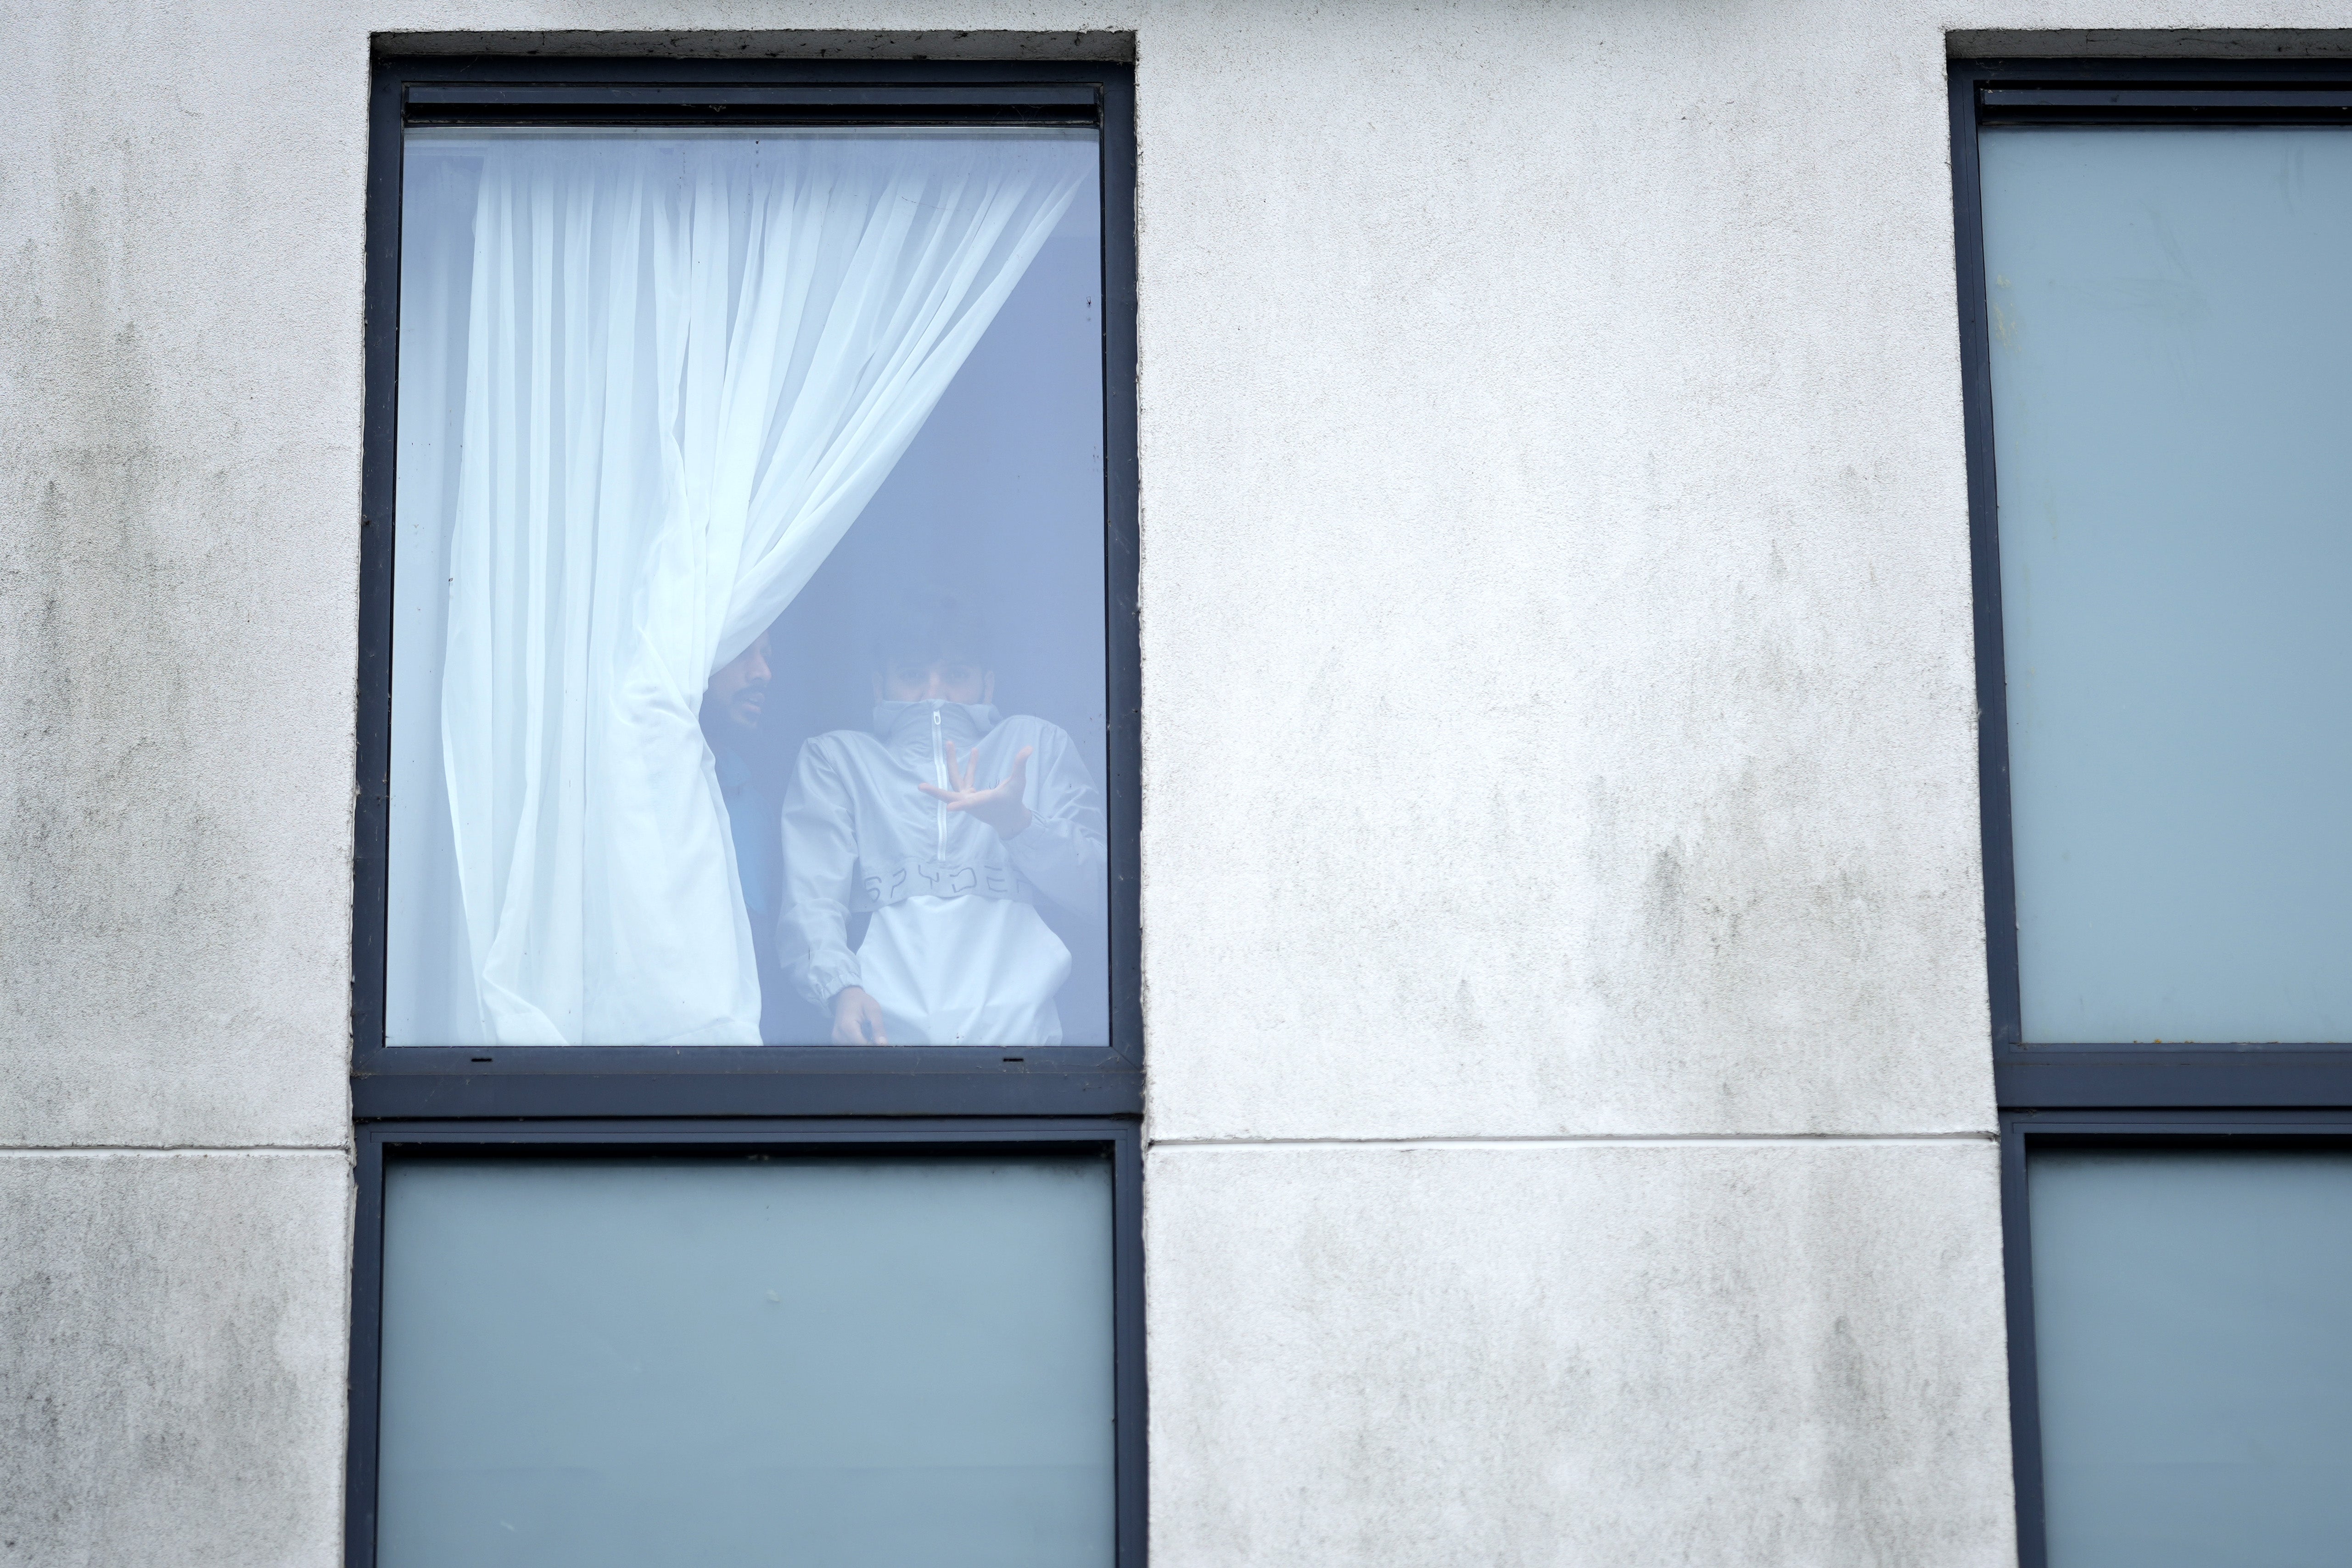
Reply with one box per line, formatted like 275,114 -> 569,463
778,741 -> 862,1010
1002,723 -> 1108,918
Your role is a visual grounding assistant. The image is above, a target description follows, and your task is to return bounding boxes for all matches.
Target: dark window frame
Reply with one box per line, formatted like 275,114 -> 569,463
1951,56 -> 2352,1110
354,55 -> 1143,1119
345,1117 -> 1147,1568
349,54 -> 1147,1568
1954,57 -> 2352,1568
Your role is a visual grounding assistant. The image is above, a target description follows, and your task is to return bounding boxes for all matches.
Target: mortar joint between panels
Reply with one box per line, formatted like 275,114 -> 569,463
1145,1131 -> 1999,1151
0,1144 -> 353,1156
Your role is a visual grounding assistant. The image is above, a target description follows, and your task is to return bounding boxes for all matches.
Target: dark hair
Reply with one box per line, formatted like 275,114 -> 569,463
868,594 -> 993,673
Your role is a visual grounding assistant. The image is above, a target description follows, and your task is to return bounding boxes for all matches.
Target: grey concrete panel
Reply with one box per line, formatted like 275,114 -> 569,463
0,1152 -> 348,1568
0,0 -> 362,1147
1146,1139 -> 2015,1568
1131,0 -> 2005,1140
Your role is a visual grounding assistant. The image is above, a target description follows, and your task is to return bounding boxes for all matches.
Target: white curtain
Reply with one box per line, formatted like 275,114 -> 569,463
432,133 -> 1080,1045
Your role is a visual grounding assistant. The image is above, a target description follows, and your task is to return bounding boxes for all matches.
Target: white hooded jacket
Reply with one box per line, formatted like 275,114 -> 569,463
777,700 -> 1106,1044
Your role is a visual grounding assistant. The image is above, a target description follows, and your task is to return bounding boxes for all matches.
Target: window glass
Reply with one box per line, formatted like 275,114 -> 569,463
2027,1150 -> 2352,1568
387,128 -> 1109,1047
377,1155 -> 1116,1565
1980,127 -> 2352,1044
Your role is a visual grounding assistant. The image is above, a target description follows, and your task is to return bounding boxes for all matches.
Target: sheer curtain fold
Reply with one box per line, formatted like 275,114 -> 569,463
434,135 -> 1081,1045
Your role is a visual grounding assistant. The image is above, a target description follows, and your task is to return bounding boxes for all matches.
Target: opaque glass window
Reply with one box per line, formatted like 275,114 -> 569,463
386,126 -> 1111,1049
2027,1151 -> 2352,1568
378,1155 -> 1115,1567
1979,125 -> 2352,1046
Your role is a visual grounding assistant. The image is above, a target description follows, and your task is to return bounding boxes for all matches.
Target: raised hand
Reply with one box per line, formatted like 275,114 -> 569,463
918,741 -> 1033,839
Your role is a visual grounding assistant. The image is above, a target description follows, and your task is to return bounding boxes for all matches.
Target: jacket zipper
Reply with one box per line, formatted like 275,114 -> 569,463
931,707 -> 947,862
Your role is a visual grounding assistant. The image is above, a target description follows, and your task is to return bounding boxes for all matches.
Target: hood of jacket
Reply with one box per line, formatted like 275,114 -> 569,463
870,700 -> 1002,767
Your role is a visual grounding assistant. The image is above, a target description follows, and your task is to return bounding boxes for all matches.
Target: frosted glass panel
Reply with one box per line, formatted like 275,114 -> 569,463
2030,1152 -> 2352,1568
1981,127 -> 2352,1044
377,1157 -> 1115,1568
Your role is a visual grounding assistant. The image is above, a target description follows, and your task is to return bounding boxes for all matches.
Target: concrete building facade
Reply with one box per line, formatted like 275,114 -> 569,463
6,6 -> 2347,1564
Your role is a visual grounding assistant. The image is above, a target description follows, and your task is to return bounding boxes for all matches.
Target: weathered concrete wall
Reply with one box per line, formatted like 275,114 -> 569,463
6,0 -> 2349,1562
0,0 -> 361,1150
1149,1141 -> 2010,1566
0,1153 -> 348,1567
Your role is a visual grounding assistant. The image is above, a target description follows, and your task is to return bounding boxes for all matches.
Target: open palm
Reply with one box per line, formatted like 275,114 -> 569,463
919,741 -> 1034,838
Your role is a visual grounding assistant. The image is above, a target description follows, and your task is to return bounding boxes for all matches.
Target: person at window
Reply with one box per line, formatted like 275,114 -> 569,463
702,626 -> 792,1041
778,597 -> 1106,1045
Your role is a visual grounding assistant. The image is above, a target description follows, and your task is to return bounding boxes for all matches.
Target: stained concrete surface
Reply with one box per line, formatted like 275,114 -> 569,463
0,1153 -> 348,1568
1128,0 -> 1994,1141
0,0 -> 362,1148
1147,1139 -> 2014,1568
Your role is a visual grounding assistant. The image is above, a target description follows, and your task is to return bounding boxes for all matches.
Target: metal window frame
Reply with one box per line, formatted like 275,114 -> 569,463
345,1117 -> 1147,1568
354,55 -> 1143,1119
1950,56 -> 2352,1109
1953,57 -> 2352,1568
349,55 -> 1146,1568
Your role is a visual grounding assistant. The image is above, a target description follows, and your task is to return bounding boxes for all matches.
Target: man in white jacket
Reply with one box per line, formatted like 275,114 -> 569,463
777,599 -> 1107,1046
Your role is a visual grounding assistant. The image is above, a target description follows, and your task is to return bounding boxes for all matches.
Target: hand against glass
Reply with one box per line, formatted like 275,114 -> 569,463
919,741 -> 1033,839
832,986 -> 889,1046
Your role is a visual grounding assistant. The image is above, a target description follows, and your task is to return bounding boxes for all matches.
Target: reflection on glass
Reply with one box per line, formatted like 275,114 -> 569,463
1980,128 -> 2352,1044
2028,1151 -> 2352,1568
377,1156 -> 1116,1568
387,127 -> 1109,1047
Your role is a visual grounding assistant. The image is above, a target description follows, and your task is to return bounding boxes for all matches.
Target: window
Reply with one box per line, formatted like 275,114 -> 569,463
389,125 -> 1109,1051
351,57 -> 1140,1568
1954,60 -> 2352,1568
2024,1146 -> 2352,1567
369,1140 -> 1121,1568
